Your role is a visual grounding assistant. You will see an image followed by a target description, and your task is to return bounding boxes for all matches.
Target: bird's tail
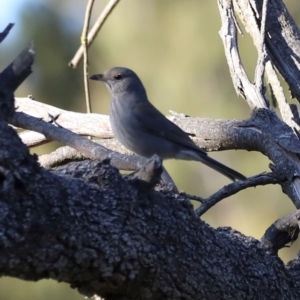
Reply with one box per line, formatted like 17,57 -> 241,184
197,154 -> 246,181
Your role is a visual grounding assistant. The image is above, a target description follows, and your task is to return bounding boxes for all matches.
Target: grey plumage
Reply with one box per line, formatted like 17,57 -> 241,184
90,67 -> 246,181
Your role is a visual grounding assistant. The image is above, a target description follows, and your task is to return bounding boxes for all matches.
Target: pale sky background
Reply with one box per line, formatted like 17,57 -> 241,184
2,0 -> 22,21
1,0 -> 26,40
1,0 -> 83,47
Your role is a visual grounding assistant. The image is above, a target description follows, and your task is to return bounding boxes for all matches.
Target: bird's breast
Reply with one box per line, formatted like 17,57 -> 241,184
109,97 -> 182,159
109,98 -> 142,153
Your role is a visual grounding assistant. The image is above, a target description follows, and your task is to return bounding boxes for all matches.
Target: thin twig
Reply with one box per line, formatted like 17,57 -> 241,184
69,0 -> 121,68
180,193 -> 204,203
194,173 -> 281,218
254,0 -> 268,94
82,0 -> 95,114
232,11 -> 243,36
0,23 -> 14,43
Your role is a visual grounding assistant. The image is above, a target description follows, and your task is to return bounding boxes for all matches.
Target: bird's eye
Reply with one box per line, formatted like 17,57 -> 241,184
114,74 -> 122,80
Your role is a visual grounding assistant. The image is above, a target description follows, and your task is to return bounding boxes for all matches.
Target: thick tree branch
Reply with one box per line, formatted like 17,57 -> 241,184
1,118 -> 300,299
13,95 -> 300,208
217,0 -> 268,109
234,0 -> 300,102
15,96 -> 245,152
218,0 -> 300,208
12,111 -> 148,172
261,210 -> 300,254
233,0 -> 300,131
15,97 -> 113,147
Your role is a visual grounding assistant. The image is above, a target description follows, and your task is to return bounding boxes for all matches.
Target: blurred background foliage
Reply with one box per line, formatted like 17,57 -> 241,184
0,0 -> 300,299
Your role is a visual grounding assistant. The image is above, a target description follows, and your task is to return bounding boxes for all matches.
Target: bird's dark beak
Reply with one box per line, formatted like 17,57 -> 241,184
89,74 -> 105,81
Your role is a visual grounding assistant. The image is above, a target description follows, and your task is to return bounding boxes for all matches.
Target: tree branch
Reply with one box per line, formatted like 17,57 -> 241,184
261,210 -> 300,254
81,0 -> 94,114
1,117 -> 300,298
13,96 -> 300,209
234,0 -> 300,102
15,97 -> 113,147
195,172 -> 280,217
0,23 -> 14,43
69,0 -> 121,68
253,0 -> 268,93
217,0 -> 268,109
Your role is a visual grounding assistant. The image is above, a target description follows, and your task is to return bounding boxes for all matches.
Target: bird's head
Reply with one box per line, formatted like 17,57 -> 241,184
90,67 -> 146,96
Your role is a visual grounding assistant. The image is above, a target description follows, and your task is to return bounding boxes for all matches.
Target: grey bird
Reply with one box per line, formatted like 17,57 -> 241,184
90,67 -> 246,181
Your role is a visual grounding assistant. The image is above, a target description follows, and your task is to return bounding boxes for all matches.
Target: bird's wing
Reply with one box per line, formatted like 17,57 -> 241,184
133,101 -> 206,155
132,102 -> 246,181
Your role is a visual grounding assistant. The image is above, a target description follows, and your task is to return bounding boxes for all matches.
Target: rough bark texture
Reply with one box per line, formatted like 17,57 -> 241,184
0,120 -> 300,299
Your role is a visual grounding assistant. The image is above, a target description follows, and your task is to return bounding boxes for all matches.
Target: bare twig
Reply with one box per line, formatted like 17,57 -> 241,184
254,0 -> 268,94
195,173 -> 281,217
81,0 -> 95,114
180,193 -> 204,203
0,23 -> 14,43
69,0 -> 121,68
